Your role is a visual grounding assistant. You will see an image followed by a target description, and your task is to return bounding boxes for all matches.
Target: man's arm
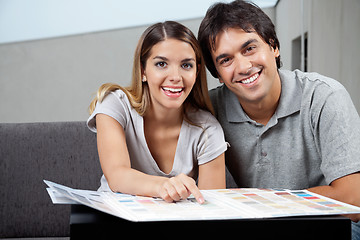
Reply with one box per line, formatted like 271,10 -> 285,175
308,84 -> 360,222
308,172 -> 360,222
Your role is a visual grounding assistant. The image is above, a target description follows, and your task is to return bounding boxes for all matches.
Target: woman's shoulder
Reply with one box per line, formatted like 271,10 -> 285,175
102,89 -> 132,109
108,88 -> 129,100
186,108 -> 221,129
87,89 -> 135,132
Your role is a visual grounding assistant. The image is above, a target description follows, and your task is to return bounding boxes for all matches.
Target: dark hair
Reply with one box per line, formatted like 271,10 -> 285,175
198,0 -> 281,78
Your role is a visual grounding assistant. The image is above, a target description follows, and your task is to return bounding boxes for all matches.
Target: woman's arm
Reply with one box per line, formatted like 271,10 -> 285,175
96,113 -> 165,196
198,153 -> 226,189
96,113 -> 204,203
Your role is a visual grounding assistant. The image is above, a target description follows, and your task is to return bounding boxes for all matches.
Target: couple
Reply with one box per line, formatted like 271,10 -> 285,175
87,0 -> 360,234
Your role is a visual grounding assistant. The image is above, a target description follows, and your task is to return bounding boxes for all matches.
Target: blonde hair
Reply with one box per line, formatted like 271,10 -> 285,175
89,21 -> 214,123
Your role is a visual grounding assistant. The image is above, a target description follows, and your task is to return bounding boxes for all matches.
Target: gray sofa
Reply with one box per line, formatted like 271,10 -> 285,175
0,122 -> 102,239
0,121 -> 236,239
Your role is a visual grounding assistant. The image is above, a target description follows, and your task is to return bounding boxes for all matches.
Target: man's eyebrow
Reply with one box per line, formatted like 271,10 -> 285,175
241,39 -> 258,49
215,53 -> 229,64
215,38 -> 259,63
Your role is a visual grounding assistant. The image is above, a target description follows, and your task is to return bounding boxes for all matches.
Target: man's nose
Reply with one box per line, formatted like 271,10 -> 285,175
234,54 -> 252,76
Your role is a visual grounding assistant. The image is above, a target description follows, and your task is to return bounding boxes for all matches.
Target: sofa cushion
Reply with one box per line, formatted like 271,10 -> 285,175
0,122 -> 102,238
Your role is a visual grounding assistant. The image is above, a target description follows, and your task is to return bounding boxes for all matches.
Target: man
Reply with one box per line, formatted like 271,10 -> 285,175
198,0 -> 360,235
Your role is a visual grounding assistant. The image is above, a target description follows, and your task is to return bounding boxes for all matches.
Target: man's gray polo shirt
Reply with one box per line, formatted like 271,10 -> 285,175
210,69 -> 360,189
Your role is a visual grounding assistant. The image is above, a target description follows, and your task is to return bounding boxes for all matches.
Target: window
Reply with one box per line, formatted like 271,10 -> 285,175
292,33 -> 308,71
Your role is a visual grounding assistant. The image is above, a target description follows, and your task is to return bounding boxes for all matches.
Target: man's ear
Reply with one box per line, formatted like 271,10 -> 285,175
218,75 -> 224,83
274,48 -> 280,59
215,70 -> 224,83
269,39 -> 280,57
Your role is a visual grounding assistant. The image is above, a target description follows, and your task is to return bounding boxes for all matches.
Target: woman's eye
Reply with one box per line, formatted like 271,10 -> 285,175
155,62 -> 167,68
181,63 -> 193,69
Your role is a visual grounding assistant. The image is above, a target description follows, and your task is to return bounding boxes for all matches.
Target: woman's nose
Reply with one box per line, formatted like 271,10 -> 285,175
169,67 -> 182,82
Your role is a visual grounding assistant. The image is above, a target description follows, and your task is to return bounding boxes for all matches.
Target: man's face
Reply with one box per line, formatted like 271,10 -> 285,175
211,28 -> 280,105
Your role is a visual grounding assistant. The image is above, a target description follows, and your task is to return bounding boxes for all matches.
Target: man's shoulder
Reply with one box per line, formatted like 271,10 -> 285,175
209,84 -> 226,118
209,84 -> 227,100
281,69 -> 345,91
280,69 -> 348,103
208,85 -> 228,115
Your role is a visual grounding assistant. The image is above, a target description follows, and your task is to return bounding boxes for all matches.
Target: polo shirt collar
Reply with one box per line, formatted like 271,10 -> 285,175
276,69 -> 302,119
225,86 -> 249,123
225,69 -> 302,123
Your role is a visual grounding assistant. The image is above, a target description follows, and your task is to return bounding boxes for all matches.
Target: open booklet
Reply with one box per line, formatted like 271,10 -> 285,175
44,180 -> 360,222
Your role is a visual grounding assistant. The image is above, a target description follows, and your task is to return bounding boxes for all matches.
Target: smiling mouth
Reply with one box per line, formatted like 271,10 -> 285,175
162,87 -> 184,93
161,87 -> 184,97
236,70 -> 261,84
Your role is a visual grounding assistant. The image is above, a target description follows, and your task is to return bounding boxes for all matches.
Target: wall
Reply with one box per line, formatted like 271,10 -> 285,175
0,24 -> 141,123
4,2 -> 358,123
309,0 -> 360,112
275,0 -> 309,71
0,18 -> 220,123
276,0 -> 360,112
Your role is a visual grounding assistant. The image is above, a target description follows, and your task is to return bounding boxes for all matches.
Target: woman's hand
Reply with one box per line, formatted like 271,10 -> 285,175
157,173 -> 205,204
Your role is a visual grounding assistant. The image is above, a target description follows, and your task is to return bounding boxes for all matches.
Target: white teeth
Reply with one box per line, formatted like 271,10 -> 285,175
240,73 -> 259,84
162,87 -> 183,93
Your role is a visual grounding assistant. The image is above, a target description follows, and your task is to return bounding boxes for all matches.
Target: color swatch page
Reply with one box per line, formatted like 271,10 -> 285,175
204,188 -> 360,218
44,180 -> 360,222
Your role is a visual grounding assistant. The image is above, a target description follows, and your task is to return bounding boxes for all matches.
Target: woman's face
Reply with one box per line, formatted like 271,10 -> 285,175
143,38 -> 197,113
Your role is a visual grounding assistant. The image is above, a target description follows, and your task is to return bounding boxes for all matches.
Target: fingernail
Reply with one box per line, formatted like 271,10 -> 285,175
198,197 -> 205,204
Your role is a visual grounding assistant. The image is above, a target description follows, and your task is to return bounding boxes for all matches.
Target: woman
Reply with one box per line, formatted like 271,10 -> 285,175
87,21 -> 227,204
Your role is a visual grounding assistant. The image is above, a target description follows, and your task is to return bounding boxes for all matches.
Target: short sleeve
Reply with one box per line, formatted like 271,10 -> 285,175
196,115 -> 228,165
87,90 -> 130,133
315,87 -> 360,184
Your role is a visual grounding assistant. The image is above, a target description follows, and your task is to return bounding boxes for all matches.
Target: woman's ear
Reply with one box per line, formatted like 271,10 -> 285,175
141,67 -> 147,82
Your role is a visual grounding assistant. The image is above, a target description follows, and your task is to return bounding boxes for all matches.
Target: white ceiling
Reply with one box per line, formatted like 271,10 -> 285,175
0,0 -> 277,44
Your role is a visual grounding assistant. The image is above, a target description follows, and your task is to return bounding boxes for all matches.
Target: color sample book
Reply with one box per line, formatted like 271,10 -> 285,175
44,180 -> 360,222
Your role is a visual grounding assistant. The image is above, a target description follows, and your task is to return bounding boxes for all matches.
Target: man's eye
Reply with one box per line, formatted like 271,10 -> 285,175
182,63 -> 193,69
220,57 -> 231,65
245,46 -> 255,53
155,62 -> 167,68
